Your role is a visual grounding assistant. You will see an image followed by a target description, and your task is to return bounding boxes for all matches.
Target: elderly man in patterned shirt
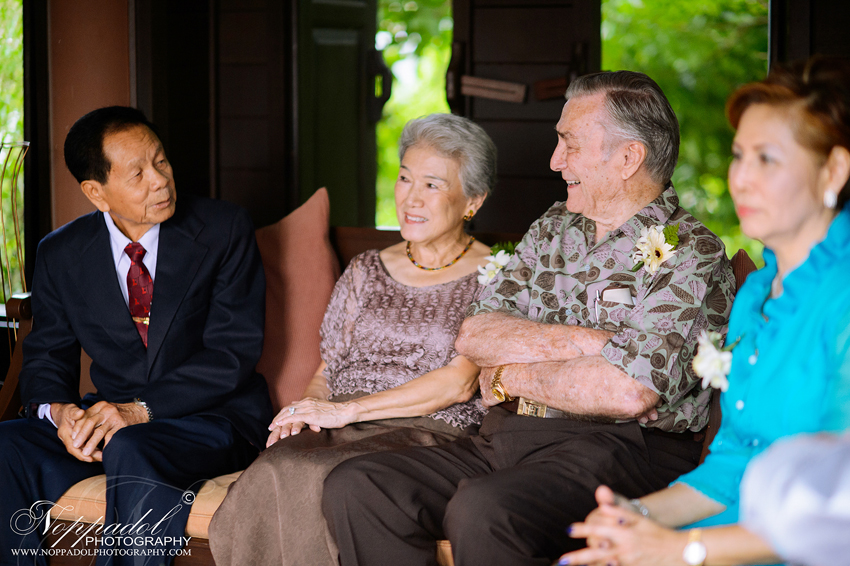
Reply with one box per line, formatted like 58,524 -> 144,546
322,70 -> 736,566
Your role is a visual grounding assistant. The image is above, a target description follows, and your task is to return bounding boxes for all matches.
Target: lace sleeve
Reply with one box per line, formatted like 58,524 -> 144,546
319,253 -> 367,385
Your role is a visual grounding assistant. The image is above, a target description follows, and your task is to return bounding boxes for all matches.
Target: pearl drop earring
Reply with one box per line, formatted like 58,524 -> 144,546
824,190 -> 838,209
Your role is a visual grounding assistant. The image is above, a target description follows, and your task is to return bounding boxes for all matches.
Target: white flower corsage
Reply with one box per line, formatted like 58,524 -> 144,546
632,223 -> 679,274
477,243 -> 516,285
692,330 -> 740,392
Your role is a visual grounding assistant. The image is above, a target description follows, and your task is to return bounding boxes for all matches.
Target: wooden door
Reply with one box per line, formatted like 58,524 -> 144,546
450,0 -> 601,234
770,0 -> 850,66
297,0 -> 383,227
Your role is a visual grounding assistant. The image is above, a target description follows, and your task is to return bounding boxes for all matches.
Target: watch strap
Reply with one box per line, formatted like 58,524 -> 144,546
491,365 -> 513,403
134,398 -> 153,422
683,528 -> 707,566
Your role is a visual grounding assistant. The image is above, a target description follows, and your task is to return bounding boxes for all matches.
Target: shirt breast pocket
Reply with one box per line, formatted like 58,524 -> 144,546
595,300 -> 634,332
588,281 -> 635,331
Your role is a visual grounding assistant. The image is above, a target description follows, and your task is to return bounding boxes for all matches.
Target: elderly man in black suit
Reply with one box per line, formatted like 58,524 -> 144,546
0,106 -> 272,565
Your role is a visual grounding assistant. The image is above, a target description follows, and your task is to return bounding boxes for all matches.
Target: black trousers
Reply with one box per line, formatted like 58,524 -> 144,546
0,415 -> 257,566
323,406 -> 702,566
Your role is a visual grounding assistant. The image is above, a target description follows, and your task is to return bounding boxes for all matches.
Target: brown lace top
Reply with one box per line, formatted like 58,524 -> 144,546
320,249 -> 486,429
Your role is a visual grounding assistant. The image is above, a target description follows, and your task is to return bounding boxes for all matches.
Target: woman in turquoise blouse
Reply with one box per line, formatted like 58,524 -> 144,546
557,57 -> 850,566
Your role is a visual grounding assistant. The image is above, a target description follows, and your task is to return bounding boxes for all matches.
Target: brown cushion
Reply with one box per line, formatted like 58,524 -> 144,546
50,472 -> 243,539
255,188 -> 341,413
50,475 -> 108,526
184,471 -> 242,538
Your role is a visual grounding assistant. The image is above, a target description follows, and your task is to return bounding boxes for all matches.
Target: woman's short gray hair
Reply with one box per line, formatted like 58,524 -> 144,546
566,71 -> 680,185
398,113 -> 497,199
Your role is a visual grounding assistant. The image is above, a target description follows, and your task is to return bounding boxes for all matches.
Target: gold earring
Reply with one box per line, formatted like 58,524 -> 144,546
463,210 -> 474,221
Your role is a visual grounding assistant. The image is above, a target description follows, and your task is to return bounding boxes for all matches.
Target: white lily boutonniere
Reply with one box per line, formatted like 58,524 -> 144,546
692,330 -> 740,392
632,223 -> 679,274
477,243 -> 516,285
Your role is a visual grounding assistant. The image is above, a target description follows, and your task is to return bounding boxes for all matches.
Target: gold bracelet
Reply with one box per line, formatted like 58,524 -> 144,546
491,365 -> 512,403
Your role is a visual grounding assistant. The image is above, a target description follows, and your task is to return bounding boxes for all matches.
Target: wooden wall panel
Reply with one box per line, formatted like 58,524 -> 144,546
216,0 -> 293,229
770,0 -> 850,66
452,0 -> 601,234
297,0 -> 378,228
49,0 -> 132,230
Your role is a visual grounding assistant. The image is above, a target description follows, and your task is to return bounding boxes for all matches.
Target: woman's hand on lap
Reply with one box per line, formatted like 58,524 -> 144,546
266,421 -> 310,447
271,398 -> 361,432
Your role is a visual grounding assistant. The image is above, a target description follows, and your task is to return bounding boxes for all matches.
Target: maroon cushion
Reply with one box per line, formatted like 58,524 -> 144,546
254,188 -> 340,412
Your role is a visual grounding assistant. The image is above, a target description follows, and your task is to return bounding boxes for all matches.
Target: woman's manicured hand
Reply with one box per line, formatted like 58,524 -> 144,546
270,398 -> 363,436
558,487 -> 688,566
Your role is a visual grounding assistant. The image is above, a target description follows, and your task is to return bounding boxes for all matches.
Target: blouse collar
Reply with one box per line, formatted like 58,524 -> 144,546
755,207 -> 850,319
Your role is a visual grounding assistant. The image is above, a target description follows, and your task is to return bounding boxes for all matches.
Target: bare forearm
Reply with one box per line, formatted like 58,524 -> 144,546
346,357 -> 479,422
302,363 -> 332,400
639,483 -> 727,528
500,356 -> 658,419
455,312 -> 613,367
701,525 -> 780,566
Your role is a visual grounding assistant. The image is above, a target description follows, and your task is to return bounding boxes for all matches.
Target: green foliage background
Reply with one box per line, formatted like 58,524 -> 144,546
375,0 -> 453,227
0,0 -> 26,296
375,0 -> 769,264
603,0 -> 768,262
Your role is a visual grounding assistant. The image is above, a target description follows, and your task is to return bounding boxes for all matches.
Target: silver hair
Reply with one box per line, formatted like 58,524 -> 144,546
565,71 -> 680,184
398,113 -> 497,199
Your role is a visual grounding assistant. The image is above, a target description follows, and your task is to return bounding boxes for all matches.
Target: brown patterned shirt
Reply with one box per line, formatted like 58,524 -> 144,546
469,186 -> 736,432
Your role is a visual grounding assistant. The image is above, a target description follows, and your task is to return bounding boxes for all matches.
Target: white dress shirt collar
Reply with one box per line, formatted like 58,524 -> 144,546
103,211 -> 160,282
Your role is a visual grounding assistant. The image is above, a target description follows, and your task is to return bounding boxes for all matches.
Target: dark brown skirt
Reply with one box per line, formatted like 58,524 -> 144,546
208,415 -> 467,566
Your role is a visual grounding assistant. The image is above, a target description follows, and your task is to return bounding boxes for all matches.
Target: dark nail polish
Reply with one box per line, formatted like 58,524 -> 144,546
565,525 -> 573,535
618,517 -> 626,525
558,558 -> 570,566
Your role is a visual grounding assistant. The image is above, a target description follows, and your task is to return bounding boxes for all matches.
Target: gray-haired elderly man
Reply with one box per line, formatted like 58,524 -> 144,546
322,71 -> 736,566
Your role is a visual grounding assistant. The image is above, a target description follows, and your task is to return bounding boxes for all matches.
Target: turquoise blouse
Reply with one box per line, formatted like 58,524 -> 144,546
676,207 -> 850,527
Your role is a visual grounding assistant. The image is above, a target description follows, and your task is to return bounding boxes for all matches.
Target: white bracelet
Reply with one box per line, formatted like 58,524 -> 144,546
629,498 -> 651,517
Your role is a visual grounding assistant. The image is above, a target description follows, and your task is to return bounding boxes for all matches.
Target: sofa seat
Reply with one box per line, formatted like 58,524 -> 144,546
50,471 -> 243,539
11,219 -> 753,566
50,472 -> 455,564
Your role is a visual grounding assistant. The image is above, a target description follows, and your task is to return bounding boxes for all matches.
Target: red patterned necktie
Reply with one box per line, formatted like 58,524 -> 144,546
125,242 -> 153,347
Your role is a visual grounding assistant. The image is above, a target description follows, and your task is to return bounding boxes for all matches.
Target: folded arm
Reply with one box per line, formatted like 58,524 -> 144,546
487,356 -> 659,419
455,311 -> 614,367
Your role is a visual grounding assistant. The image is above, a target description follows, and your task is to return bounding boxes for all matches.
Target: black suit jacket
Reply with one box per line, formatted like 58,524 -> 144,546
19,196 -> 273,448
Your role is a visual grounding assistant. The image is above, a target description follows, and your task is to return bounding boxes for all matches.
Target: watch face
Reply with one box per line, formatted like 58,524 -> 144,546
492,387 -> 506,403
683,541 -> 707,566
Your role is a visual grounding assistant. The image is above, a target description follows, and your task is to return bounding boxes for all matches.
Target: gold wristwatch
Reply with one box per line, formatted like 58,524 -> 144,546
491,365 -> 513,403
682,528 -> 706,566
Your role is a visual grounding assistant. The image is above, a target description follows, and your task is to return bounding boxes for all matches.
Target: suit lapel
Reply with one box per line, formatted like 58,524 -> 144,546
71,213 -> 147,362
146,206 -> 208,372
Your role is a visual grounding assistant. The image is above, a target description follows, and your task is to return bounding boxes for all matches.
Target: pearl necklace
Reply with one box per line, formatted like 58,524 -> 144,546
406,236 -> 476,271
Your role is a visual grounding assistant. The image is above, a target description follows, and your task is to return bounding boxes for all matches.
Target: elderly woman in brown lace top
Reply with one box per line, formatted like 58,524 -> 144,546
209,113 -> 498,566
